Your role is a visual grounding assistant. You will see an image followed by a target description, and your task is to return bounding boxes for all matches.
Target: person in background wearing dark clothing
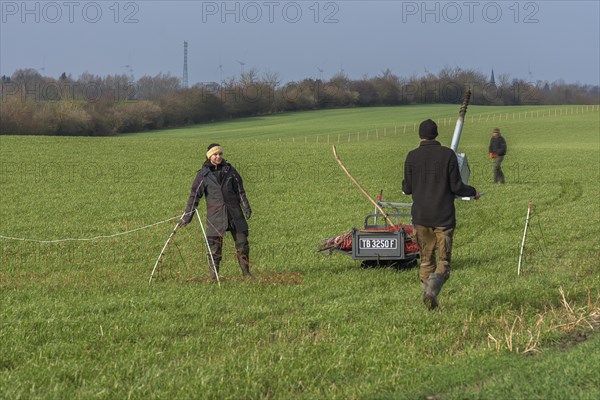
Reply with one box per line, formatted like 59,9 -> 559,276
402,119 -> 481,310
489,128 -> 507,183
178,143 -> 253,280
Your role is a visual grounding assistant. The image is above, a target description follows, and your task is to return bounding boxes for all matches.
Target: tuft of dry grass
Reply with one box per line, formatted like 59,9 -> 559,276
486,287 -> 599,354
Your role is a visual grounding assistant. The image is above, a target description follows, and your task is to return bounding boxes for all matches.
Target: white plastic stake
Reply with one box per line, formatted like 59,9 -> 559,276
518,202 -> 532,276
149,211 -> 186,284
195,209 -> 220,287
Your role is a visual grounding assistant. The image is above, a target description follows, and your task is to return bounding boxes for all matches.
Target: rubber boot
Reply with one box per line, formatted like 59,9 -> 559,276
236,251 -> 254,278
423,273 -> 445,310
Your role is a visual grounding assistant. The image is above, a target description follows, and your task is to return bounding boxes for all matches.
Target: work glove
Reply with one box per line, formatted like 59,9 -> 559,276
177,212 -> 193,228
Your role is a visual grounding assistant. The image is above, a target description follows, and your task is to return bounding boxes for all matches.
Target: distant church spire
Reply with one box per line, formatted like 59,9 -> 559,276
490,69 -> 496,85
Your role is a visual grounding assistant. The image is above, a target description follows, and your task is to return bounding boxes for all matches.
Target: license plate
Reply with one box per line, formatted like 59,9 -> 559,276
358,238 -> 398,249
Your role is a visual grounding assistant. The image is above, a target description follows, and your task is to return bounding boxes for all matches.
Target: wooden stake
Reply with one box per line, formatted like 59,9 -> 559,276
332,145 -> 395,227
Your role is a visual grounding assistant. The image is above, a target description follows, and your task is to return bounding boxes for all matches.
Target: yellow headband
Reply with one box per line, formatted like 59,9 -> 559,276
206,146 -> 223,159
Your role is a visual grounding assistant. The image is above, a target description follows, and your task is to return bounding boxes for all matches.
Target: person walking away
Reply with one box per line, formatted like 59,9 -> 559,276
402,119 -> 481,310
489,128 -> 507,183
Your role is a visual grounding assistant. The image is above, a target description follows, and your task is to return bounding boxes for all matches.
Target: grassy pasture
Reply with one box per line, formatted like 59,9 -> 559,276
1,104 -> 599,399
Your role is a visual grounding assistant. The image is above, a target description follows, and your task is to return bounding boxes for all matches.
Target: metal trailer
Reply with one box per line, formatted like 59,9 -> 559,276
327,90 -> 474,270
349,201 -> 419,269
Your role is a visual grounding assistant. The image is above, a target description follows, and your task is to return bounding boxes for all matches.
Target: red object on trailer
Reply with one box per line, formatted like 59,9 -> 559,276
320,224 -> 419,255
319,201 -> 420,269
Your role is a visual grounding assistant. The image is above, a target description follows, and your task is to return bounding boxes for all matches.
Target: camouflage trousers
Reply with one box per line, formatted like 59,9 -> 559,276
415,225 -> 455,284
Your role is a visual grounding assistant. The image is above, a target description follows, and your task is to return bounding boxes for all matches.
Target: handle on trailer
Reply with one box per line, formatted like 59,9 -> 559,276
374,189 -> 383,225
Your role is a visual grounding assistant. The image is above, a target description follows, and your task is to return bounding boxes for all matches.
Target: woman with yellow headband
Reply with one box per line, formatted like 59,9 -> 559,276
178,143 -> 253,279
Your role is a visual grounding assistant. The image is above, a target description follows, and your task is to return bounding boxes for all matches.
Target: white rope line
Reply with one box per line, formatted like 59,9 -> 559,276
0,215 -> 181,244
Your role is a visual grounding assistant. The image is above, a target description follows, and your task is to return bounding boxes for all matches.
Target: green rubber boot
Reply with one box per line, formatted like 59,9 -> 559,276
237,252 -> 254,278
423,273 -> 445,310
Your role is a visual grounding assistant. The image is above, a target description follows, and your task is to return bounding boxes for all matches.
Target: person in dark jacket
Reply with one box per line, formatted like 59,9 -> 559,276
178,143 -> 253,279
402,119 -> 480,310
489,127 -> 507,183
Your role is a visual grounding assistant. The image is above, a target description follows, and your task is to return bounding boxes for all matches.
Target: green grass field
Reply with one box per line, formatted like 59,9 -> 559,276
1,104 -> 599,399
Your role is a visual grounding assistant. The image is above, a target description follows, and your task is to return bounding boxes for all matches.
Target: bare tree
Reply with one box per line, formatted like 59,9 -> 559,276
137,73 -> 181,100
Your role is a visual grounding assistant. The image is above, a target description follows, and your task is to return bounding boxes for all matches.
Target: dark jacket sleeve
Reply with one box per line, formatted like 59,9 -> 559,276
448,153 -> 477,197
231,167 -> 251,216
182,171 -> 205,223
402,153 -> 413,195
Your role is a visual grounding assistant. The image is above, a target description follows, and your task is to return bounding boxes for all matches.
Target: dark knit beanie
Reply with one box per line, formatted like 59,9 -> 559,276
419,119 -> 438,140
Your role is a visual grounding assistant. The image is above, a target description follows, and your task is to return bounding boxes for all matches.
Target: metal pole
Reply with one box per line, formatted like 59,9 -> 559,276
450,90 -> 472,152
149,211 -> 186,284
195,208 -> 220,286
517,202 -> 532,276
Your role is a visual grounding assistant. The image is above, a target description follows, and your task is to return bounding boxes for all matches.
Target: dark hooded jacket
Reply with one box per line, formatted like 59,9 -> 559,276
489,135 -> 507,156
182,160 -> 251,236
402,140 -> 476,227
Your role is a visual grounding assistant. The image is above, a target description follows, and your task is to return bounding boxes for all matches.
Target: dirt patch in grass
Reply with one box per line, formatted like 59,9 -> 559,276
555,310 -> 600,351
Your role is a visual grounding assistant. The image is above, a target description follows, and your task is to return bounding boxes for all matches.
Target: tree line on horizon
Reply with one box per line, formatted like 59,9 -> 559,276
1,67 -> 598,136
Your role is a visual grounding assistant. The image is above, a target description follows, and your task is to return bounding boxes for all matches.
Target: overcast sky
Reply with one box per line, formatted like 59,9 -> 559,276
1,0 -> 599,85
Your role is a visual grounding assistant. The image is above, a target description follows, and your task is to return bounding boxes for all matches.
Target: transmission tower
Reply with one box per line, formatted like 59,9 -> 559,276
183,41 -> 189,88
